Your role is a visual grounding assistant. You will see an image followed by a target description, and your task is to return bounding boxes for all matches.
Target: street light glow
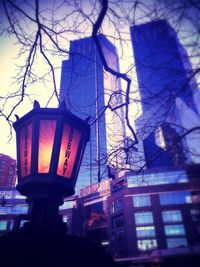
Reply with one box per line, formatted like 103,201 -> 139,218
38,120 -> 56,173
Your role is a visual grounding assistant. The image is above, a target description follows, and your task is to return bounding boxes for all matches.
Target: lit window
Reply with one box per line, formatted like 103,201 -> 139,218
0,220 -> 7,231
159,191 -> 191,205
167,237 -> 188,248
162,210 -> 182,222
155,127 -> 166,149
136,226 -> 156,237
127,170 -> 188,187
59,201 -> 75,210
63,215 -> 70,224
164,224 -> 185,236
13,205 -> 28,214
0,204 -> 28,216
135,212 -> 154,225
133,195 -> 151,207
20,220 -> 29,228
137,239 -> 157,251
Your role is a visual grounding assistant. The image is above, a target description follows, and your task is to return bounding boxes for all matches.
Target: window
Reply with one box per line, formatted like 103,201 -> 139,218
162,210 -> 182,223
59,201 -> 75,210
0,205 -> 28,214
112,229 -> 125,253
110,199 -> 122,215
111,229 -> 124,241
0,206 -> 12,214
159,191 -> 191,205
164,224 -> 185,236
0,220 -> 7,231
13,205 -> 28,214
112,215 -> 123,229
191,209 -> 200,222
167,238 -> 188,248
15,194 -> 26,199
20,220 -> 29,228
136,226 -> 156,237
135,212 -> 154,225
137,239 -> 157,251
133,195 -> 151,207
127,170 -> 188,187
8,220 -> 14,230
63,215 -> 70,224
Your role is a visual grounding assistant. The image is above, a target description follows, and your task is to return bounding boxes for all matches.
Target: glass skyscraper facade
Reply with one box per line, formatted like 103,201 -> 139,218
130,20 -> 200,167
60,35 -> 124,193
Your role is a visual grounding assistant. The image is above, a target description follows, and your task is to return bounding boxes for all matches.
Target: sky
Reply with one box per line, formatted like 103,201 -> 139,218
0,1 -> 136,160
0,34 -> 64,159
0,0 -> 199,160
0,37 -> 18,158
0,37 -> 135,160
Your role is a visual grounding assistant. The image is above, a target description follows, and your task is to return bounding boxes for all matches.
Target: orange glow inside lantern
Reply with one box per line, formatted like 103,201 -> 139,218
38,120 -> 56,173
14,101 -> 89,200
57,123 -> 81,178
19,119 -> 83,179
20,122 -> 33,177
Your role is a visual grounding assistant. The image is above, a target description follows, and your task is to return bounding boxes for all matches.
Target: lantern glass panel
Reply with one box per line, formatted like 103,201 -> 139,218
57,123 -> 81,178
38,120 -> 56,173
20,122 -> 33,177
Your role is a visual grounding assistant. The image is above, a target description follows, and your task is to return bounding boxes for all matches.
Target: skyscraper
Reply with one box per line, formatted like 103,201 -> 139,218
60,35 -> 124,192
130,19 -> 200,167
0,154 -> 16,187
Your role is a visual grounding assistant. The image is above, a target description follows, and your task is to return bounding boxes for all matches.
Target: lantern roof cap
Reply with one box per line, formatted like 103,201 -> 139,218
13,101 -> 90,135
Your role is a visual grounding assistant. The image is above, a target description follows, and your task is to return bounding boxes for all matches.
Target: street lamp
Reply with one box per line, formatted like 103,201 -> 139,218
13,100 -> 90,230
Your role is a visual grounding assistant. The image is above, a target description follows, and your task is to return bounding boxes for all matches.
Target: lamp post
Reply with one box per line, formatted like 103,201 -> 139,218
13,100 -> 90,231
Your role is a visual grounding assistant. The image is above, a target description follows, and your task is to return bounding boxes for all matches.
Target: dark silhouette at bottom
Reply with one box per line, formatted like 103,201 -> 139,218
0,223 -> 118,267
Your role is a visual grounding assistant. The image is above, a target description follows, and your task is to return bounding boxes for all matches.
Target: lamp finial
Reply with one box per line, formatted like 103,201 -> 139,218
34,100 -> 40,109
15,114 -> 20,121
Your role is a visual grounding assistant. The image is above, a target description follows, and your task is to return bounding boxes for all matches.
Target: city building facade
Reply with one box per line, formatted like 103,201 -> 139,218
62,165 -> 200,265
60,35 -> 125,192
0,154 -> 16,187
0,165 -> 200,266
108,165 -> 200,259
0,187 -> 27,235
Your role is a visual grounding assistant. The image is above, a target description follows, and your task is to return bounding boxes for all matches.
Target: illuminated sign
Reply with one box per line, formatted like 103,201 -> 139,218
20,123 -> 32,177
57,123 -> 81,178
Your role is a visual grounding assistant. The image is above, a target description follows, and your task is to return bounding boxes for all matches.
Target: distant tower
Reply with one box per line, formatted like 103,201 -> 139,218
0,154 -> 16,186
60,35 -> 125,192
131,20 -> 200,167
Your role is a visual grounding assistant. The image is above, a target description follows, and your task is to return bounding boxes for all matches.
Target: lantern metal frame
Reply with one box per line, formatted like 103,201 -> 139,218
13,101 -> 90,202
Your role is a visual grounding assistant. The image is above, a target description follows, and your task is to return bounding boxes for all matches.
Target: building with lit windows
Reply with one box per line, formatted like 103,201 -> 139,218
58,164 -> 200,265
0,154 -> 16,187
107,164 -> 200,265
0,187 -> 27,235
0,165 -> 200,265
60,35 -> 125,193
130,20 -> 200,167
